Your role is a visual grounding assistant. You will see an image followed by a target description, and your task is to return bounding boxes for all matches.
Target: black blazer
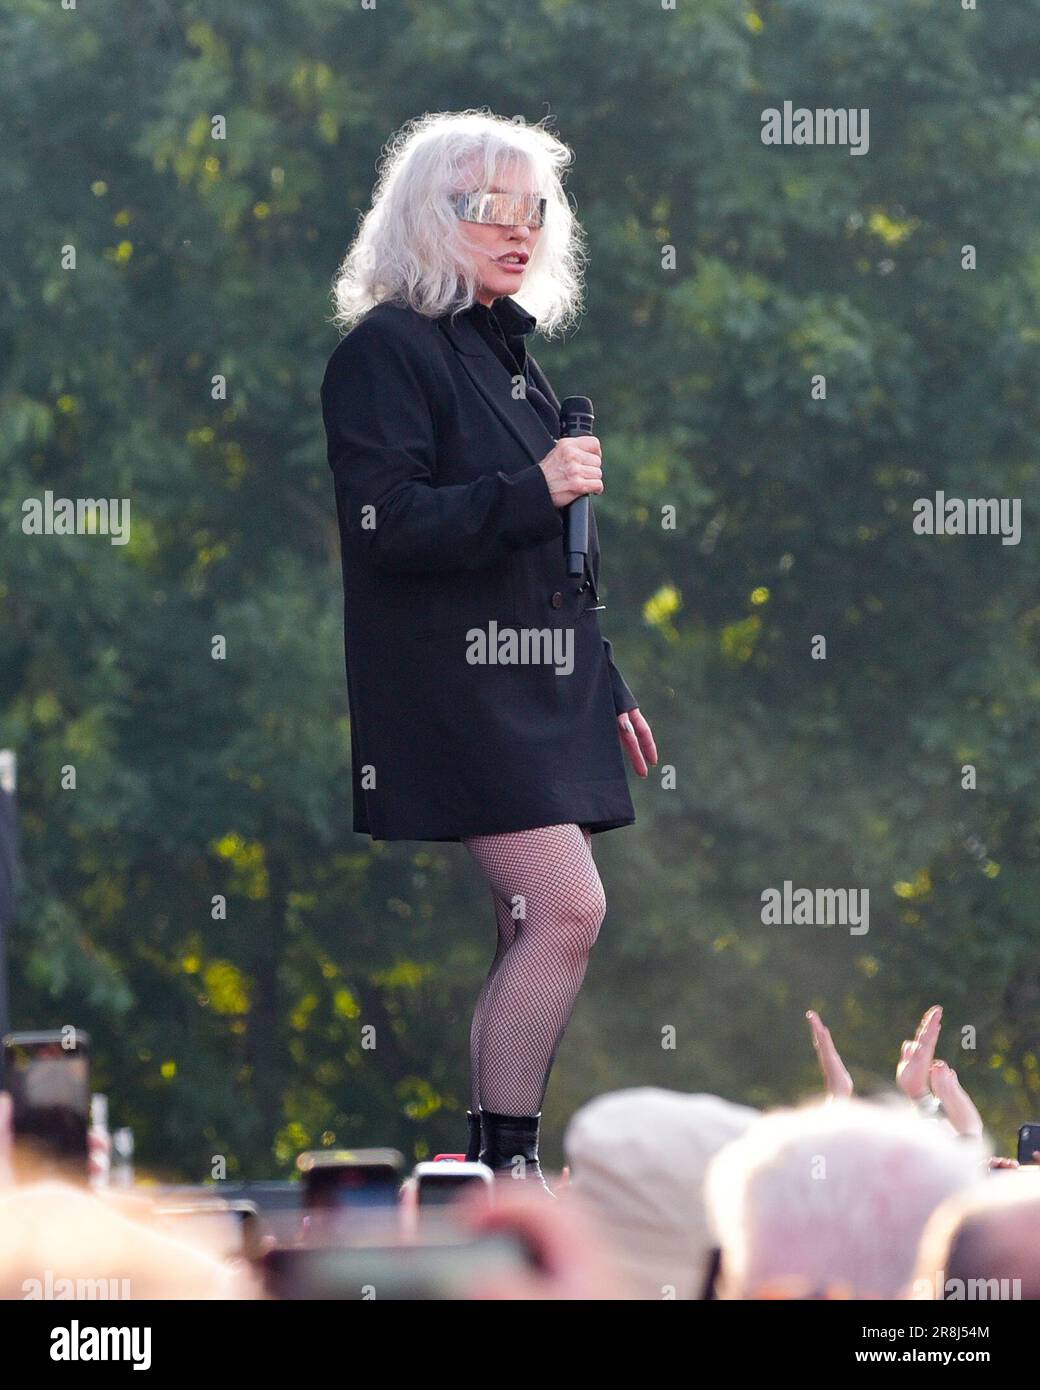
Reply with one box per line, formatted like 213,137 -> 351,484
321,295 -> 638,841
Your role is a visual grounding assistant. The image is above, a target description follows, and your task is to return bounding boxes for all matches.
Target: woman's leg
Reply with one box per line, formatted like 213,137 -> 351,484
462,823 -> 604,1116
467,892 -> 518,1114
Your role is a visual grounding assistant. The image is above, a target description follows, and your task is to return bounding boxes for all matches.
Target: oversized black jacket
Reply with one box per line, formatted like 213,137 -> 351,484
321,294 -> 638,841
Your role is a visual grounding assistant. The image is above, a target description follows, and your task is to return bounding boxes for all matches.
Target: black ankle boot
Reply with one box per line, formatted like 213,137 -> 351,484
465,1110 -> 482,1162
478,1111 -> 555,1197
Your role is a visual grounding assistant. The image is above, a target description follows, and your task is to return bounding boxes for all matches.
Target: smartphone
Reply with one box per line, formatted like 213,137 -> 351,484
3,1028 -> 91,1182
297,1147 -> 405,1211
1017,1123 -> 1040,1166
261,1230 -> 533,1300
414,1160 -> 493,1208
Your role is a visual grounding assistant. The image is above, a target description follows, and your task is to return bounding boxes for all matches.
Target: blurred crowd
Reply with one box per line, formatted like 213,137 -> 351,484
2,1004 -> 1038,1300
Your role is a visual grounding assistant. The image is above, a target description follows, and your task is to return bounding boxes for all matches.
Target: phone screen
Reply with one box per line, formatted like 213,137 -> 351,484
417,1172 -> 487,1206
1017,1123 -> 1040,1166
304,1162 -> 400,1211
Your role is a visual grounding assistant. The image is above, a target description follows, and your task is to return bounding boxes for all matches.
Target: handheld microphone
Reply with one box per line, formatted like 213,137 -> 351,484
559,396 -> 594,579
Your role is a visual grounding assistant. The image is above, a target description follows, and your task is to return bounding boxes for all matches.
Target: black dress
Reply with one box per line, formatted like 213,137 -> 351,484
321,293 -> 639,842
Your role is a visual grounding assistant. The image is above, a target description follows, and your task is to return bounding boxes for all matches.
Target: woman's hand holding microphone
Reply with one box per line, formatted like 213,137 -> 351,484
537,435 -> 604,508
537,436 -> 659,780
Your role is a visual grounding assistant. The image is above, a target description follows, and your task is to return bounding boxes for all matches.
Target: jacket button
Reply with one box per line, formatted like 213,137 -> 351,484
550,591 -> 563,608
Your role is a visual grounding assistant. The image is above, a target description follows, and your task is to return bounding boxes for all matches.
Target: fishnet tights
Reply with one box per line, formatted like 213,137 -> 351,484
461,823 -> 606,1116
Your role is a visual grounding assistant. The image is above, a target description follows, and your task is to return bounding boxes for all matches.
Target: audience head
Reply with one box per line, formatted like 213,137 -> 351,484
564,1087 -> 758,1298
913,1169 -> 1040,1300
705,1097 -> 984,1298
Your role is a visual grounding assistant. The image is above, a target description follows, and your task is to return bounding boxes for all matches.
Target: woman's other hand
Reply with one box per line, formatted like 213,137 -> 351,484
618,708 -> 657,778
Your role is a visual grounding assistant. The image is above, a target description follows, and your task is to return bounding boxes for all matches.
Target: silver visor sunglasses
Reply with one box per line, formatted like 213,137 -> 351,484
451,191 -> 547,228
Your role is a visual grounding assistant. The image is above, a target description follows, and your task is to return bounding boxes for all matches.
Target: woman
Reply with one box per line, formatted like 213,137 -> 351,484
321,110 -> 657,1191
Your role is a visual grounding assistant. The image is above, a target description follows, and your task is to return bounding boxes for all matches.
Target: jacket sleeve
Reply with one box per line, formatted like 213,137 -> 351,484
602,637 -> 639,714
321,319 -> 563,575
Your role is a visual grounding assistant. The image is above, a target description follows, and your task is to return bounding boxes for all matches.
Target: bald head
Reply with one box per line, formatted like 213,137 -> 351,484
914,1175 -> 1040,1301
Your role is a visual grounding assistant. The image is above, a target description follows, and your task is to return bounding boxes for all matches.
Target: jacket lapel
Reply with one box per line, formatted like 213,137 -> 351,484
526,352 -> 561,415
438,309 -> 559,468
438,303 -> 600,593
